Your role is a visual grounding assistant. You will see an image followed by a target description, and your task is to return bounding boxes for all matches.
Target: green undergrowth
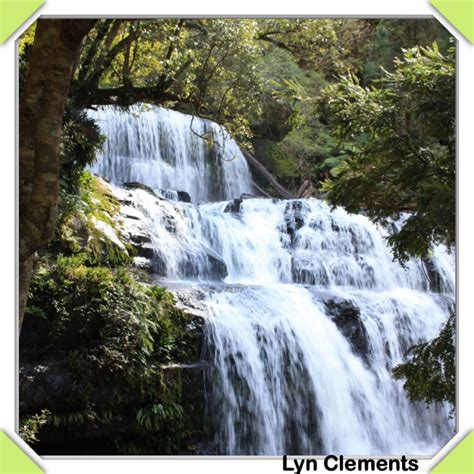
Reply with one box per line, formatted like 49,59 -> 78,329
21,169 -> 203,454
55,170 -> 134,266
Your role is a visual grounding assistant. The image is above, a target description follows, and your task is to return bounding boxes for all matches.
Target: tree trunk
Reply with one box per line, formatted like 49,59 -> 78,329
19,19 -> 96,330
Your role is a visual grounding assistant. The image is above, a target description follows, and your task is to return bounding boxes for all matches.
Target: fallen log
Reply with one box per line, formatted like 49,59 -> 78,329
296,180 -> 311,198
242,150 -> 295,199
251,181 -> 272,198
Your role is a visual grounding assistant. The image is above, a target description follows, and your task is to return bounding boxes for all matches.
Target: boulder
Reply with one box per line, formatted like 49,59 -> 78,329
224,198 -> 243,214
323,296 -> 370,361
177,191 -> 192,203
206,251 -> 228,280
123,182 -> 157,197
135,243 -> 155,260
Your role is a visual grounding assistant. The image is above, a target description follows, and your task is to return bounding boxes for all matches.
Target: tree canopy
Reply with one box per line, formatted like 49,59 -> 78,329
319,44 -> 455,261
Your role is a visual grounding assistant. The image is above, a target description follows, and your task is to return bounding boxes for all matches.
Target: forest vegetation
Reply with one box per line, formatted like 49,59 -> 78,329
18,18 -> 455,453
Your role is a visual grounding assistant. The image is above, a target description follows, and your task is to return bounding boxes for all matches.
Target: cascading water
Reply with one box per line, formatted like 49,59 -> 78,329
88,105 -> 253,203
90,105 -> 455,456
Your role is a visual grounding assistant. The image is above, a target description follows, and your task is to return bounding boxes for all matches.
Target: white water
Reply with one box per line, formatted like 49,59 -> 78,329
88,105 -> 253,203
91,106 -> 455,455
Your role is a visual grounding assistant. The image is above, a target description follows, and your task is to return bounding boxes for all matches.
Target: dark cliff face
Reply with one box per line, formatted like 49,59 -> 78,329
19,363 -> 210,455
19,311 -> 210,455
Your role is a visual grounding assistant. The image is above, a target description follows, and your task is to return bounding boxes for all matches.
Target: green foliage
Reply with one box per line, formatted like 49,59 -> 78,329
256,19 -> 372,78
250,34 -> 353,189
136,402 -> 184,431
23,254 -> 199,452
75,18 -> 450,151
393,314 -> 455,411
59,107 -> 104,196
130,398 -> 187,453
267,123 -> 353,187
19,409 -> 51,445
55,171 -> 133,266
76,19 -> 264,145
18,23 -> 36,98
361,20 -> 452,83
56,106 -> 107,263
319,44 -> 455,261
248,19 -> 452,195
22,18 -> 453,187
26,257 -> 195,372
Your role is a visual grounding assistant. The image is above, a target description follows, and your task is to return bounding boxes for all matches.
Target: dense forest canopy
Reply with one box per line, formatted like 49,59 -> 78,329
19,19 -> 456,450
20,18 -> 453,143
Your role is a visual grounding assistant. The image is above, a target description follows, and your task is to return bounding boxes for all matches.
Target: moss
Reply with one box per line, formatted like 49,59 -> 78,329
54,171 -> 133,266
81,171 -> 120,224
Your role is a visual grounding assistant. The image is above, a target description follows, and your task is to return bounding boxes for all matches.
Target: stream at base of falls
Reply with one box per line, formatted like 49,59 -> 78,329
89,105 -> 455,456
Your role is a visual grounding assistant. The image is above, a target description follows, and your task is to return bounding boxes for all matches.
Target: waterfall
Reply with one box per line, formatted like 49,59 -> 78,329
88,105 -> 253,203
90,106 -> 455,456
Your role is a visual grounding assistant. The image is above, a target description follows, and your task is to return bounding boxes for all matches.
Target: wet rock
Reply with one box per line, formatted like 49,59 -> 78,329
323,296 -> 370,361
309,218 -> 324,231
331,219 -> 340,232
135,243 -> 155,260
177,249 -> 228,281
152,253 -> 167,275
20,361 -> 73,413
123,182 -> 157,197
207,251 -> 228,280
357,257 -> 376,288
118,198 -> 134,207
177,191 -> 192,203
284,200 -> 306,243
291,261 -> 316,285
164,214 -> 177,233
129,231 -> 152,246
122,217 -> 156,273
121,206 -> 142,221
422,258 -> 443,293
224,198 -> 242,214
291,258 -> 329,286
